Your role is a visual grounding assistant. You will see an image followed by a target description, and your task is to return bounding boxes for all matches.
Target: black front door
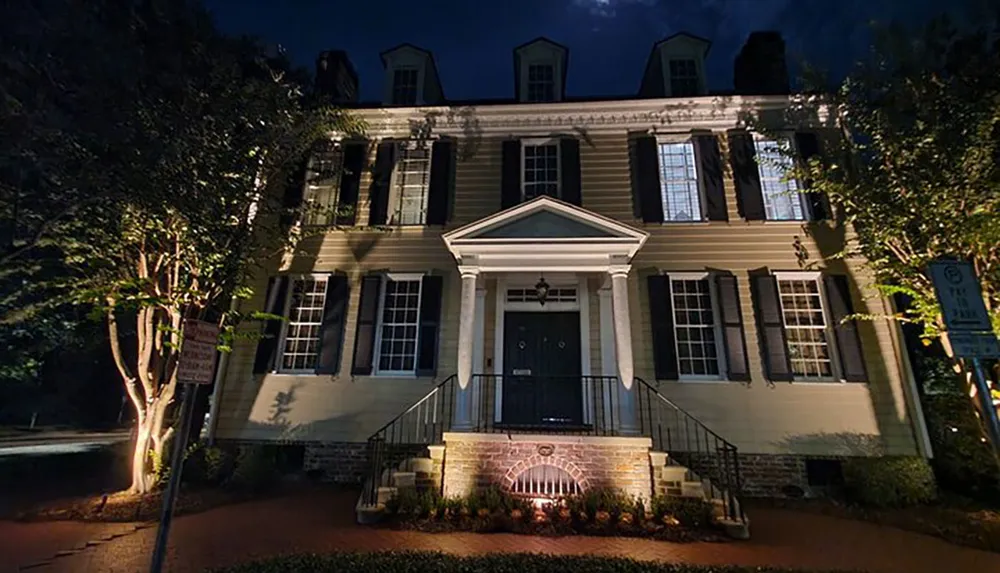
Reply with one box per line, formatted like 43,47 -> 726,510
502,312 -> 583,427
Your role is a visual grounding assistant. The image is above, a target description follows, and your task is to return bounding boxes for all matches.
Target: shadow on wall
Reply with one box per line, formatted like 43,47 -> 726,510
774,432 -> 885,457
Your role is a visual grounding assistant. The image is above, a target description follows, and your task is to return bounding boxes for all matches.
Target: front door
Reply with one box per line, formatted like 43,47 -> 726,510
502,311 -> 583,427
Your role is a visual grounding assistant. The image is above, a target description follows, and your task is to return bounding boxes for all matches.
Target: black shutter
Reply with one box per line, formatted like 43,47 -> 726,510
367,141 -> 396,226
500,139 -> 522,209
416,275 -> 444,377
795,131 -> 830,221
280,162 -> 308,229
647,275 -> 678,380
823,275 -> 867,382
714,274 -> 750,381
350,274 -> 382,375
560,138 -> 582,206
252,276 -> 289,374
728,130 -> 765,221
750,272 -> 793,381
315,274 -> 349,375
694,134 -> 728,221
634,136 -> 664,223
426,139 -> 454,225
336,142 -> 366,226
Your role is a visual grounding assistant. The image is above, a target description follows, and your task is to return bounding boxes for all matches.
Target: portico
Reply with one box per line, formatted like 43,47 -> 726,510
442,196 -> 649,434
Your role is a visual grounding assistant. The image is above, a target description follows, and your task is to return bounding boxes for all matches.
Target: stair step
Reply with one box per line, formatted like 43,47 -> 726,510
391,471 -> 416,488
405,457 -> 435,473
376,486 -> 397,505
680,481 -> 706,499
660,465 -> 688,482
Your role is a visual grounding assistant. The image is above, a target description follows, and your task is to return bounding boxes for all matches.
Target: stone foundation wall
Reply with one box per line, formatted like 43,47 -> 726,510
441,433 -> 653,500
303,442 -> 368,483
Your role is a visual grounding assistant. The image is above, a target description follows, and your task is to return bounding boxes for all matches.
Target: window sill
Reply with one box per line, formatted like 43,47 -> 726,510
658,220 -> 712,226
782,378 -> 866,386
676,375 -> 728,383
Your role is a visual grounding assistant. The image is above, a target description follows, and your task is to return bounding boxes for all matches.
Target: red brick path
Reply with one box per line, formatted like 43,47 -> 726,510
3,488 -> 1000,573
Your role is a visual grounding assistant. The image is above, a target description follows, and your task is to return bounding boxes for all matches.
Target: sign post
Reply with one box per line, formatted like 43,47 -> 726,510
928,261 -> 1000,458
149,319 -> 220,573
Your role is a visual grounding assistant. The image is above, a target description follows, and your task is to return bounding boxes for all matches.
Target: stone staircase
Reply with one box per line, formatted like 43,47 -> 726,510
356,445 -> 443,524
649,450 -> 749,539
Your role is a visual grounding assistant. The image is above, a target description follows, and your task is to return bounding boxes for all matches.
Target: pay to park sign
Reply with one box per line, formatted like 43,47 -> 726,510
177,319 -> 220,385
928,261 -> 1000,359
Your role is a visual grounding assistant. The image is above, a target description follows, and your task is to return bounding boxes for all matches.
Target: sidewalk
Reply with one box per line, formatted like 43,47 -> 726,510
4,487 -> 1000,573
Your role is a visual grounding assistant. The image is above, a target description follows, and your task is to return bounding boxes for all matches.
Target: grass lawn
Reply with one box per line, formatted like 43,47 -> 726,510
752,497 -> 1000,553
207,551 -> 858,572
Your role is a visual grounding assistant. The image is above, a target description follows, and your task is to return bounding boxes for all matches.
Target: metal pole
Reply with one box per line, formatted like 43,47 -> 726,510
971,358 -> 1000,458
150,383 -> 199,573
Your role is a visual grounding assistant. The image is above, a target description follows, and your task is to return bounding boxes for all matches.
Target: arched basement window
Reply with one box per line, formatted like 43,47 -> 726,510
511,464 -> 582,498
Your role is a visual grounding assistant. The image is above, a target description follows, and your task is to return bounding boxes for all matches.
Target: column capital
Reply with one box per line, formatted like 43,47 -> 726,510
608,264 -> 632,278
458,266 -> 481,279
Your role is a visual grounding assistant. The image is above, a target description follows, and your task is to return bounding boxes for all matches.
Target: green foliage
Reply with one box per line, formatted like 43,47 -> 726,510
149,449 -> 170,489
182,441 -> 236,487
229,445 -> 280,492
208,551 -> 832,573
923,393 -> 1000,504
843,456 -> 938,507
650,495 -> 715,528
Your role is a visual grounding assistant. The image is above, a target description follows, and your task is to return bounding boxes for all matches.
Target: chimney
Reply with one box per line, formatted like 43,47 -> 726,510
315,50 -> 359,103
734,32 -> 789,95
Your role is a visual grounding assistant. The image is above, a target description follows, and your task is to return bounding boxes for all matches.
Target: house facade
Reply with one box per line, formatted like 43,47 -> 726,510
207,33 -> 931,517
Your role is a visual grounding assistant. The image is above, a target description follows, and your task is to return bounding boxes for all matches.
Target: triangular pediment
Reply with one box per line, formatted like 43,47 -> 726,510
443,196 -> 647,243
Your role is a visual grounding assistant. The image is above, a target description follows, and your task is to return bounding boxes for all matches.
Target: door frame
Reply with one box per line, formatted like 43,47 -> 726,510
492,274 -> 592,423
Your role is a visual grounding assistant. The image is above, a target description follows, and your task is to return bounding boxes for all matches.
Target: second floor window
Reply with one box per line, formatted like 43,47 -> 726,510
304,148 -> 342,226
527,64 -> 555,102
657,141 -> 702,221
669,59 -> 699,96
755,139 -> 805,221
390,143 -> 432,225
523,141 -> 560,200
392,68 -> 418,105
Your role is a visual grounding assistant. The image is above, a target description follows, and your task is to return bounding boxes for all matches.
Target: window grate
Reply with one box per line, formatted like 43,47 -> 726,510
280,278 -> 328,371
755,139 -> 804,221
670,278 -> 719,376
657,142 -> 701,221
511,464 -> 582,498
377,279 -> 422,373
777,278 -> 832,378
506,288 -> 577,304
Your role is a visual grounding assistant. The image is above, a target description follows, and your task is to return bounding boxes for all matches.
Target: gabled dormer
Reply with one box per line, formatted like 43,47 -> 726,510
380,43 -> 444,106
639,32 -> 710,98
513,37 -> 568,103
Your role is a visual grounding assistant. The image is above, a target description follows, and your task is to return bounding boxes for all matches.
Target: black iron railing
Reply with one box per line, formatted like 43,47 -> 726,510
469,374 -> 621,434
634,376 -> 746,523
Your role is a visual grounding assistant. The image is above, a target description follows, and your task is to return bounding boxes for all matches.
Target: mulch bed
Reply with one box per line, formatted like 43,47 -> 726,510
750,497 -> 1000,553
15,486 -> 255,523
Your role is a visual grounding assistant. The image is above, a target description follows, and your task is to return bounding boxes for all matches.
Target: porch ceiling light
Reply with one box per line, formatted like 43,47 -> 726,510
535,276 -> 550,306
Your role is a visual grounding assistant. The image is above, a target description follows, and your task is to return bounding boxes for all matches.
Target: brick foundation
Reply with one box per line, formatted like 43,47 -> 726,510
303,442 -> 369,484
679,452 -> 810,497
441,432 -> 653,500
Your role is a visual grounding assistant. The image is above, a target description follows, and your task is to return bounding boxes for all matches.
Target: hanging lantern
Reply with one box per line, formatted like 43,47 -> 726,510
535,276 -> 550,306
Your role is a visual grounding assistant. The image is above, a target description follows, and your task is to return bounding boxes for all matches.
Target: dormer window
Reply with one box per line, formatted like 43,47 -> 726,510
391,68 -> 419,105
669,59 -> 699,97
527,63 -> 555,102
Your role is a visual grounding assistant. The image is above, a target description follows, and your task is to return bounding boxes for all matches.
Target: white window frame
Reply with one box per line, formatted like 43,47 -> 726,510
372,272 -> 425,377
655,135 -> 706,222
276,274 -> 330,374
521,137 -> 561,202
303,144 -> 344,227
666,272 -> 727,381
753,135 -> 810,222
387,140 -> 433,226
390,66 -> 421,106
526,62 -> 556,103
772,271 -> 843,382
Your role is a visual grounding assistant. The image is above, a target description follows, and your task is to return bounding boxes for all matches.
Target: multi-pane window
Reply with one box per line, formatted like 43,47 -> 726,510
392,68 -> 418,105
376,279 -> 422,373
777,278 -> 833,378
670,277 -> 721,377
523,143 -> 560,200
669,59 -> 699,97
755,139 -> 805,221
280,278 -> 328,371
391,143 -> 431,225
657,142 -> 702,221
304,149 -> 342,226
527,64 -> 555,102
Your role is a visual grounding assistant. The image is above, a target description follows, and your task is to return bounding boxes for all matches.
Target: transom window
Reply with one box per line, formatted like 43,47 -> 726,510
669,276 -> 722,377
506,288 -> 577,304
523,141 -> 560,200
279,278 -> 328,371
669,59 -> 699,97
776,277 -> 833,378
527,63 -> 555,102
376,278 -> 423,373
391,68 -> 418,105
657,141 -> 702,221
755,139 -> 805,221
304,148 -> 342,226
390,143 -> 432,225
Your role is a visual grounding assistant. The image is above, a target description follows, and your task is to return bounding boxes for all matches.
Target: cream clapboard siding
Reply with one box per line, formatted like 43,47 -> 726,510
216,126 -> 922,457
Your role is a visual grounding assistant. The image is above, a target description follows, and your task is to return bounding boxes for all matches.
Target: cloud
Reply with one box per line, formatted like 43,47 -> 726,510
572,0 -> 655,19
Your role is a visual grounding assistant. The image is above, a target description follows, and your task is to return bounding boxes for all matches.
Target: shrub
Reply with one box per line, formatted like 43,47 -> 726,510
650,496 -> 714,528
842,456 -> 937,508
182,441 -> 236,487
228,445 -> 280,492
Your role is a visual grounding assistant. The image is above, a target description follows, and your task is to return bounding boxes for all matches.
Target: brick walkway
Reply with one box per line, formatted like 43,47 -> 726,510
3,488 -> 1000,573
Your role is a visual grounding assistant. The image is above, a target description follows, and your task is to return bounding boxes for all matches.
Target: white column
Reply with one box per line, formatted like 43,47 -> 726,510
453,267 -> 479,430
598,287 -> 616,427
470,287 -> 486,426
609,265 -> 638,433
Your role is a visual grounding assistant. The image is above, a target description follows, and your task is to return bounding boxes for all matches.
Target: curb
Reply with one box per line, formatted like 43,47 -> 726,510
17,522 -> 156,572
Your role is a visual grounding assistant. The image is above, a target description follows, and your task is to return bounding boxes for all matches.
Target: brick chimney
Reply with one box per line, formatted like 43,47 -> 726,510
315,50 -> 359,103
734,32 -> 789,95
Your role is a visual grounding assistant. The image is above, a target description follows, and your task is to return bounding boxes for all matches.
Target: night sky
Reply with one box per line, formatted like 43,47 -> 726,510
205,0 -> 975,101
